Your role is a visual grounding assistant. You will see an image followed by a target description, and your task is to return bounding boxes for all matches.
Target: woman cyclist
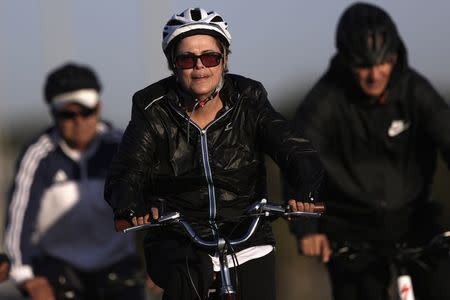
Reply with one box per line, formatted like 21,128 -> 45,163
105,7 -> 323,300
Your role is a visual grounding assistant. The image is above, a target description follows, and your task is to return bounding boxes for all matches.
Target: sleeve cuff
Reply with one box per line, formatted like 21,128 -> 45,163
10,265 -> 34,285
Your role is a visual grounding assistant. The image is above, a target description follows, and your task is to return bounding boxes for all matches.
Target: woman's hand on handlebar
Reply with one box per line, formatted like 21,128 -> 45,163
114,207 -> 160,231
132,214 -> 150,225
131,207 -> 159,225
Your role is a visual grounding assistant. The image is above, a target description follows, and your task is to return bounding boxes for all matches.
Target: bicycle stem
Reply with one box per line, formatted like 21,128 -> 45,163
217,238 -> 236,297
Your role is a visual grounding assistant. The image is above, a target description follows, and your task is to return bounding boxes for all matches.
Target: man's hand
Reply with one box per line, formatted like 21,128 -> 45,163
146,276 -> 163,294
299,234 -> 332,263
22,277 -> 56,300
0,262 -> 10,283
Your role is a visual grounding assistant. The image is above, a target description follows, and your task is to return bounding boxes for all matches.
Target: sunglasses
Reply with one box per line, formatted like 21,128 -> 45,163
55,107 -> 97,120
174,52 -> 223,69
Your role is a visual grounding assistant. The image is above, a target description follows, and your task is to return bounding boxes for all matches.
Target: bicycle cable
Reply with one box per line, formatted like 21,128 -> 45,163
185,240 -> 203,300
225,239 -> 241,297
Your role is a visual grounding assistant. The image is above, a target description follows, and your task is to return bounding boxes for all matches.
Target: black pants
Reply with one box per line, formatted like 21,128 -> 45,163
327,254 -> 390,300
328,253 -> 450,300
145,234 -> 276,300
32,255 -> 146,300
227,251 -> 276,300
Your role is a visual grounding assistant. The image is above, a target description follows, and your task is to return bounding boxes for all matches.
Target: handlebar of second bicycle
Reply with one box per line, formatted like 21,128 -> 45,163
330,231 -> 450,262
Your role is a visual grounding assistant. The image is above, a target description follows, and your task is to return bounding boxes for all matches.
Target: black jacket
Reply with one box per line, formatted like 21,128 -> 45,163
293,45 -> 450,242
105,74 -> 323,248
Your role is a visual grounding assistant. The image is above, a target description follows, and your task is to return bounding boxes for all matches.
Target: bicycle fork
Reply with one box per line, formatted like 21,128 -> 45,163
390,263 -> 415,300
397,274 -> 415,300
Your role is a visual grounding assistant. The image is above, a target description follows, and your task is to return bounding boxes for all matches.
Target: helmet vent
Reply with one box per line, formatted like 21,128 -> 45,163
162,8 -> 232,52
211,16 -> 224,23
166,20 -> 184,26
191,8 -> 202,21
367,32 -> 386,51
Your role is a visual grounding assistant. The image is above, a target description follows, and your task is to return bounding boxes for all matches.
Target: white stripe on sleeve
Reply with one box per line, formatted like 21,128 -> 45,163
5,135 -> 54,269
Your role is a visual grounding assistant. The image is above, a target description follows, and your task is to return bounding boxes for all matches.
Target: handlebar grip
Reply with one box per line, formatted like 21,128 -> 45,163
313,202 -> 325,214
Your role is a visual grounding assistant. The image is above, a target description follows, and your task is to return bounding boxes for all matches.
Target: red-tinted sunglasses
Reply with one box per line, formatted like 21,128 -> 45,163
55,107 -> 97,120
174,52 -> 223,69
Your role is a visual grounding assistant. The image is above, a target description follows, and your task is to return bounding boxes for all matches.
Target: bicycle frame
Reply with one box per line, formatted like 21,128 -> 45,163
124,199 -> 323,300
331,231 -> 450,300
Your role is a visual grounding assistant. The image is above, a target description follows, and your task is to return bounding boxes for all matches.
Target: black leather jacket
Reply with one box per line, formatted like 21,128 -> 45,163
105,74 -> 323,247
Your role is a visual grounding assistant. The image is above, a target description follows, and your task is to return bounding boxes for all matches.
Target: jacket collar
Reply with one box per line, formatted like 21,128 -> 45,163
50,122 -> 107,162
165,74 -> 239,111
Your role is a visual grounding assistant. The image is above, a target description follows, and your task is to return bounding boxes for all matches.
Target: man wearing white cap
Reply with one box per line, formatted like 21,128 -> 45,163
4,63 -> 145,300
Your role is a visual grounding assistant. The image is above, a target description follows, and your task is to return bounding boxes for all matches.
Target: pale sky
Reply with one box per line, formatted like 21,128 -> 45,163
1,0 -> 449,131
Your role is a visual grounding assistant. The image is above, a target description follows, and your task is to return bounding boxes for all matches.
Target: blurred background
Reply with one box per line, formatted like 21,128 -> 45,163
1,0 -> 449,299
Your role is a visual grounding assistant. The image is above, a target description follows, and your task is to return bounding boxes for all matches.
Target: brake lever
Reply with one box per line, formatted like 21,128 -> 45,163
123,222 -> 160,233
285,211 -> 322,218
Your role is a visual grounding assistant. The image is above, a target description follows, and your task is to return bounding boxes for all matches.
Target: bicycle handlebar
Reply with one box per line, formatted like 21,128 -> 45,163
331,230 -> 450,262
123,199 -> 324,249
121,199 -> 324,299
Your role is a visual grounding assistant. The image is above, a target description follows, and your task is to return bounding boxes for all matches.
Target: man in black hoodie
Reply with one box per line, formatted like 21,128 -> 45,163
291,3 -> 450,300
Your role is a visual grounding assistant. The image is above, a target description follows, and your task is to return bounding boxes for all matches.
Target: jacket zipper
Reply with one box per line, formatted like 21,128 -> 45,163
170,102 -> 234,235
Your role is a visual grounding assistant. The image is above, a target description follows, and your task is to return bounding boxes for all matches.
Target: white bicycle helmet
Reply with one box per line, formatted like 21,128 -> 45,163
162,8 -> 231,53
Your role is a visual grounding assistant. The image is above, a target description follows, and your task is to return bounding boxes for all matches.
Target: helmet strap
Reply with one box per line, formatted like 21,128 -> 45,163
195,77 -> 224,108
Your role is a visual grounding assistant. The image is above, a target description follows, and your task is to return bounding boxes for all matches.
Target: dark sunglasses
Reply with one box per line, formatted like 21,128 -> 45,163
174,52 -> 223,69
55,107 -> 97,120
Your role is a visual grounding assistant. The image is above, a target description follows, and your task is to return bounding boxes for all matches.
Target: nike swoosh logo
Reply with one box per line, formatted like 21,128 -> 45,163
388,120 -> 410,137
